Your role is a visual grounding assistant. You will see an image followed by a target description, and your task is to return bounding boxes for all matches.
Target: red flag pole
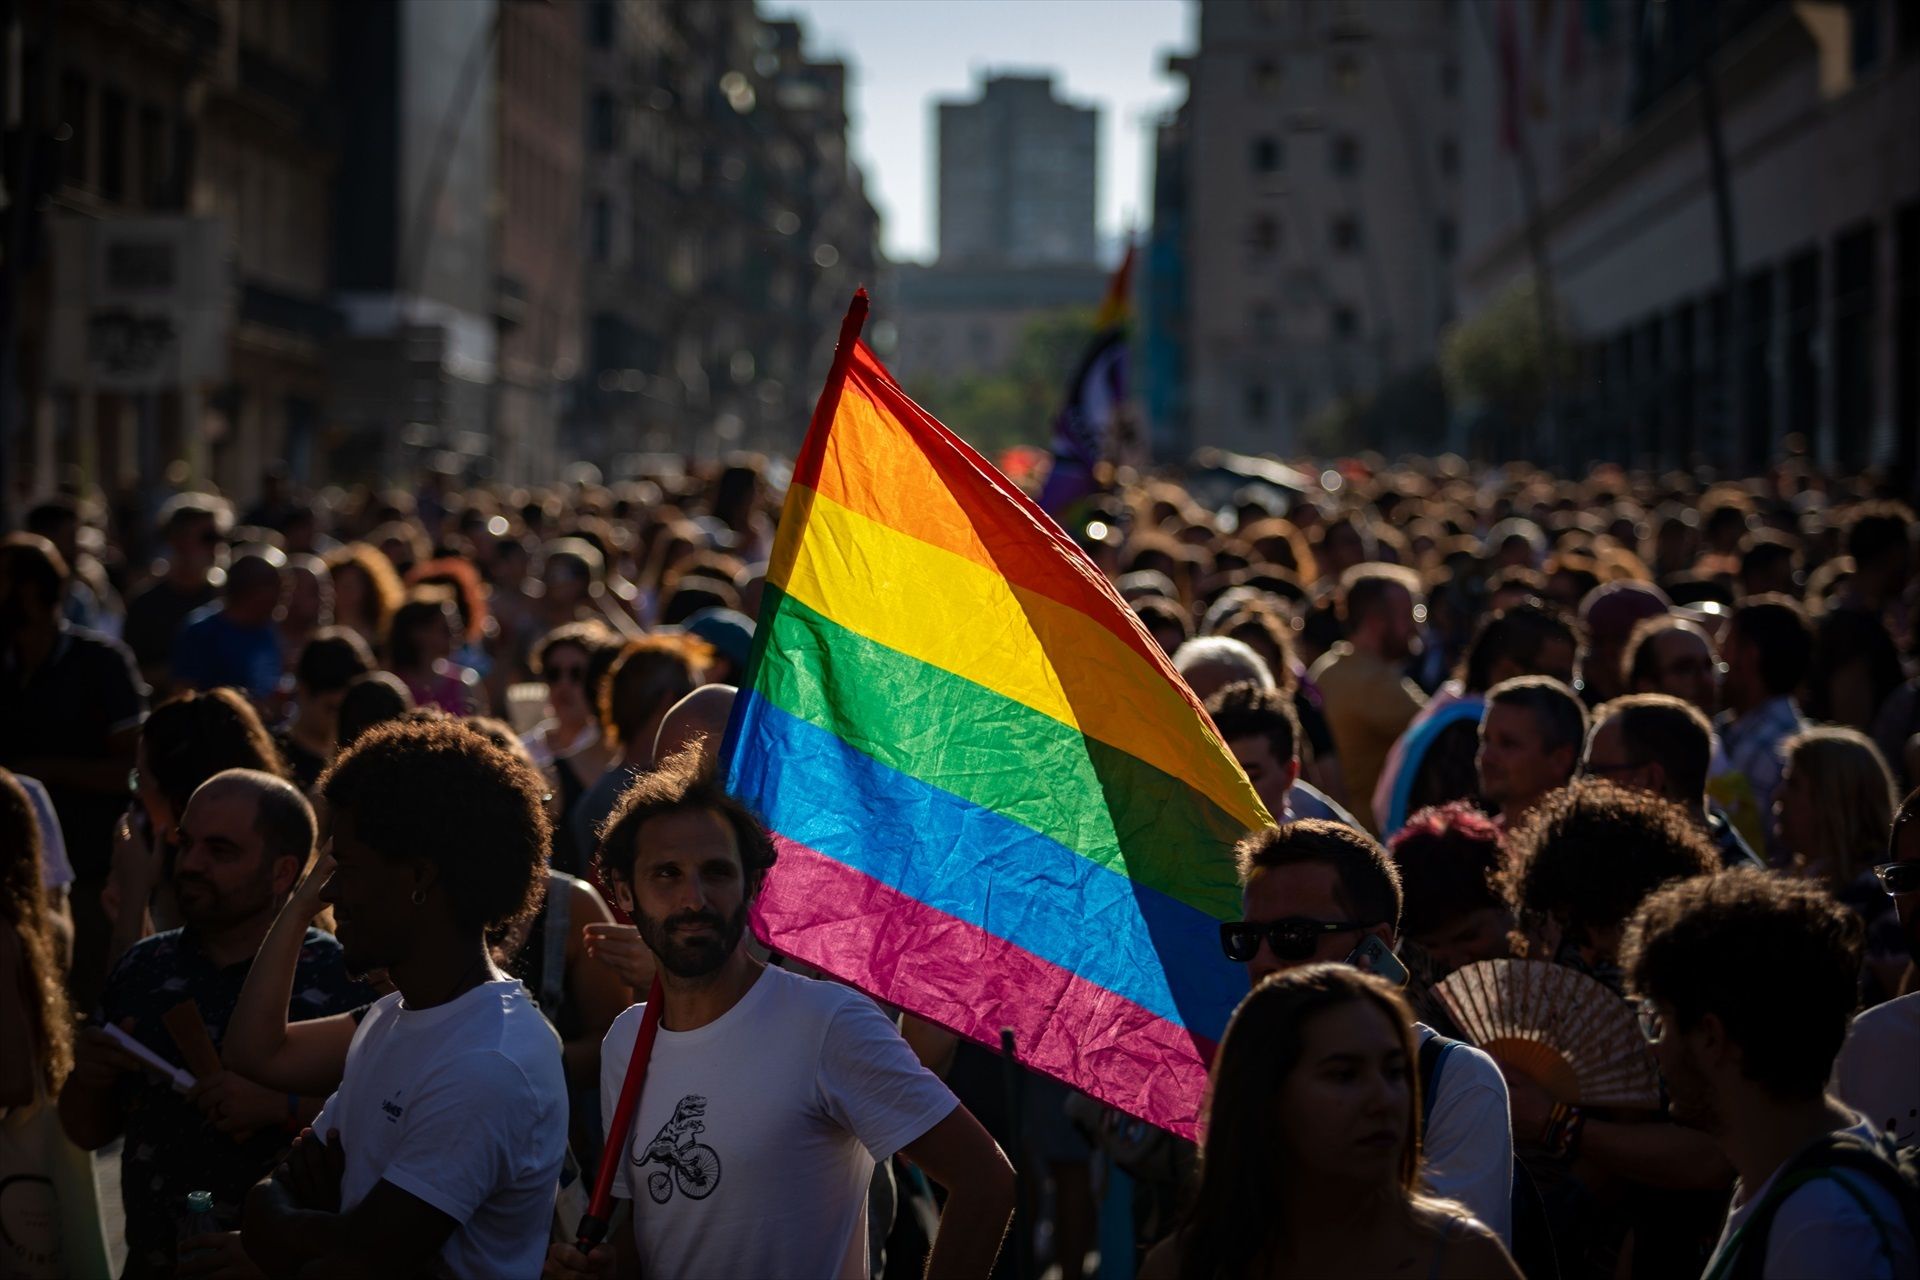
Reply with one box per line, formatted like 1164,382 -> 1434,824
576,972 -> 665,1252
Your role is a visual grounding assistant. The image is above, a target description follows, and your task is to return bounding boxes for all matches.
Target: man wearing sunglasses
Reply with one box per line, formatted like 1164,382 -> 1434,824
1222,819 -> 1515,1244
1831,788 -> 1920,1148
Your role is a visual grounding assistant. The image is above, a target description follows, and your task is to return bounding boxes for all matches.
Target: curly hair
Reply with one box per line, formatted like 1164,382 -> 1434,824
1624,868 -> 1862,1100
407,556 -> 489,645
318,720 -> 551,933
142,689 -> 288,817
324,542 -> 407,639
1507,779 -> 1718,942
1387,801 -> 1507,938
597,744 -> 779,901
0,770 -> 73,1092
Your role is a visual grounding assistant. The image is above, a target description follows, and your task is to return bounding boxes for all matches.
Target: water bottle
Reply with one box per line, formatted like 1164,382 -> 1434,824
177,1190 -> 219,1265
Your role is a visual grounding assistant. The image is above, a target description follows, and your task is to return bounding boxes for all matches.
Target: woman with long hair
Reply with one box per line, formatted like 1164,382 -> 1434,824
1,767 -> 111,1274
1777,726 -> 1905,1001
323,542 -> 406,655
1142,965 -> 1519,1280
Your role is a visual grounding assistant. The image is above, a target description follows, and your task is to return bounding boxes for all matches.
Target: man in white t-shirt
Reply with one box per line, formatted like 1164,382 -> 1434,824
544,747 -> 1014,1280
242,721 -> 568,1277
1833,793 -> 1920,1148
1226,819 -> 1516,1242
1625,868 -> 1918,1280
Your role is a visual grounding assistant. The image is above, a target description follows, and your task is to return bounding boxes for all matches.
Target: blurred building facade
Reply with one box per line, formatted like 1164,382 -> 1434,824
1157,0 -> 1462,458
3,0 -> 338,508
2,0 -> 877,508
570,0 -> 878,470
885,73 -> 1106,399
1456,0 -> 1918,480
937,74 -> 1099,268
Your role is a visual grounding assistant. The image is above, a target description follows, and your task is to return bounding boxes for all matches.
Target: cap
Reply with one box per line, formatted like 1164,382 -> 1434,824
683,608 -> 755,671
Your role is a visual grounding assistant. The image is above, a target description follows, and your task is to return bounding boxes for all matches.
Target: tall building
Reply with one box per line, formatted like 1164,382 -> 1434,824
572,1 -> 878,467
4,0 -> 339,504
1456,0 -> 1918,479
937,74 -> 1098,267
328,0 -> 498,484
493,0 -> 584,486
1167,0 -> 1461,456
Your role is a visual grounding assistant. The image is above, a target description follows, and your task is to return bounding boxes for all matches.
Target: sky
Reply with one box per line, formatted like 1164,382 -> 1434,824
768,0 -> 1194,265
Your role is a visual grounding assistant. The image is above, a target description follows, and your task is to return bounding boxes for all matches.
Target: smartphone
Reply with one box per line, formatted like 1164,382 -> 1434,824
1346,933 -> 1411,988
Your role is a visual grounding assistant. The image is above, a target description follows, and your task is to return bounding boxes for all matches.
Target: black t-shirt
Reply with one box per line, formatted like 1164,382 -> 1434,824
274,729 -> 328,793
0,625 -> 146,876
123,578 -> 218,673
1811,604 -> 1903,724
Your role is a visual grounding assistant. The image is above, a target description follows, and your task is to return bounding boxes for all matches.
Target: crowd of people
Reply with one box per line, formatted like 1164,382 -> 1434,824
1,452 -> 1917,1279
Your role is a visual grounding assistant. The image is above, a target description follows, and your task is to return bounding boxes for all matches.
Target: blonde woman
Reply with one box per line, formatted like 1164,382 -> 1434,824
1776,727 -> 1904,1001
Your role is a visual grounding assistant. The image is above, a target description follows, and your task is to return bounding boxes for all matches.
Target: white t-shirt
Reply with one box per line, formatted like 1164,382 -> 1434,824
599,964 -> 959,1280
1418,1024 -> 1514,1245
1832,993 -> 1920,1147
314,978 -> 567,1279
1704,1115 -> 1918,1280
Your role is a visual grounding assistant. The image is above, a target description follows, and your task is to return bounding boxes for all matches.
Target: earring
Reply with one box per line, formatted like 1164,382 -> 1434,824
410,887 -> 427,907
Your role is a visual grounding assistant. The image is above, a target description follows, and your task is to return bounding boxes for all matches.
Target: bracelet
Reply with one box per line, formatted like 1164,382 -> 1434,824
1543,1103 -> 1585,1158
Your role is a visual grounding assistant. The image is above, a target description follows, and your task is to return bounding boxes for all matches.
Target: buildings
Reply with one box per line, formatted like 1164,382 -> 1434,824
1,0 -> 879,508
1456,0 -> 1918,479
936,74 -> 1099,268
1158,0 -> 1462,457
570,1 -> 879,466
884,73 -> 1108,400
3,0 -> 340,505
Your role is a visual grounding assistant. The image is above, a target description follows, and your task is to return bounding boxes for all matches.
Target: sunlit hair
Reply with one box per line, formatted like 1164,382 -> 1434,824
1388,801 -> 1507,939
324,542 -> 407,640
0,770 -> 73,1092
1176,964 -> 1423,1280
407,556 -> 489,645
1780,727 -> 1898,891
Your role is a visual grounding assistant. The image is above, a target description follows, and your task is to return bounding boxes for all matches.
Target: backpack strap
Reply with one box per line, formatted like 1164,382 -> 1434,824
1718,1131 -> 1919,1280
1418,1031 -> 1461,1144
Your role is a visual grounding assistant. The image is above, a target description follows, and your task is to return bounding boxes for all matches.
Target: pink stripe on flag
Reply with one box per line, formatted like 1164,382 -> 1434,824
754,835 -> 1219,1139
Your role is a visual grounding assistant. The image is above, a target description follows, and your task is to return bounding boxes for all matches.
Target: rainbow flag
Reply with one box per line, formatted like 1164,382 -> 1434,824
723,292 -> 1269,1136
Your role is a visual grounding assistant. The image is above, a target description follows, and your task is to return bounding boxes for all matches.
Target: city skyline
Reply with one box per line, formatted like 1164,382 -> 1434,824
770,0 -> 1189,263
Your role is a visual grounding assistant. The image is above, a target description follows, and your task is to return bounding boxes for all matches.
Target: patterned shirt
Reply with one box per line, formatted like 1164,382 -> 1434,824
1716,696 -> 1806,860
97,927 -> 375,1277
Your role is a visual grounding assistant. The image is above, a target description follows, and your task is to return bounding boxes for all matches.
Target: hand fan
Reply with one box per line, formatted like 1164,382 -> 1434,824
1432,959 -> 1661,1109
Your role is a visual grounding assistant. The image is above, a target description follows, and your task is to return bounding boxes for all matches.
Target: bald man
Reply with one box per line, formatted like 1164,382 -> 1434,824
171,546 -> 288,702
651,682 -> 739,768
61,768 -> 373,1276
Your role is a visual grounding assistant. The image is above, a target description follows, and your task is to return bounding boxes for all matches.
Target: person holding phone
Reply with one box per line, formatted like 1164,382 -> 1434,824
1220,819 -> 1516,1244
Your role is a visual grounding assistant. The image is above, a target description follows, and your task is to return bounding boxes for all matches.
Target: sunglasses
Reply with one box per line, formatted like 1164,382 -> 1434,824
1873,861 -> 1920,896
1220,917 -> 1378,964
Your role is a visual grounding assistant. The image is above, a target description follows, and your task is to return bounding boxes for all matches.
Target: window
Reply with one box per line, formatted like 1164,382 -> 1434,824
1252,58 -> 1282,94
1246,382 -> 1270,423
590,91 -> 617,152
1251,135 -> 1283,174
1436,218 -> 1457,257
1332,305 -> 1359,339
59,72 -> 89,186
589,0 -> 616,49
138,105 -> 169,206
1438,136 -> 1459,178
99,89 -> 127,202
1332,55 -> 1361,93
1331,215 -> 1363,253
1330,134 -> 1361,177
1249,215 -> 1280,255
590,195 -> 611,261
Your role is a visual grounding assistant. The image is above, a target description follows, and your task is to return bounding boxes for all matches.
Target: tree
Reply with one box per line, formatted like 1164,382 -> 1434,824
1439,278 -> 1573,445
912,307 -> 1099,456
